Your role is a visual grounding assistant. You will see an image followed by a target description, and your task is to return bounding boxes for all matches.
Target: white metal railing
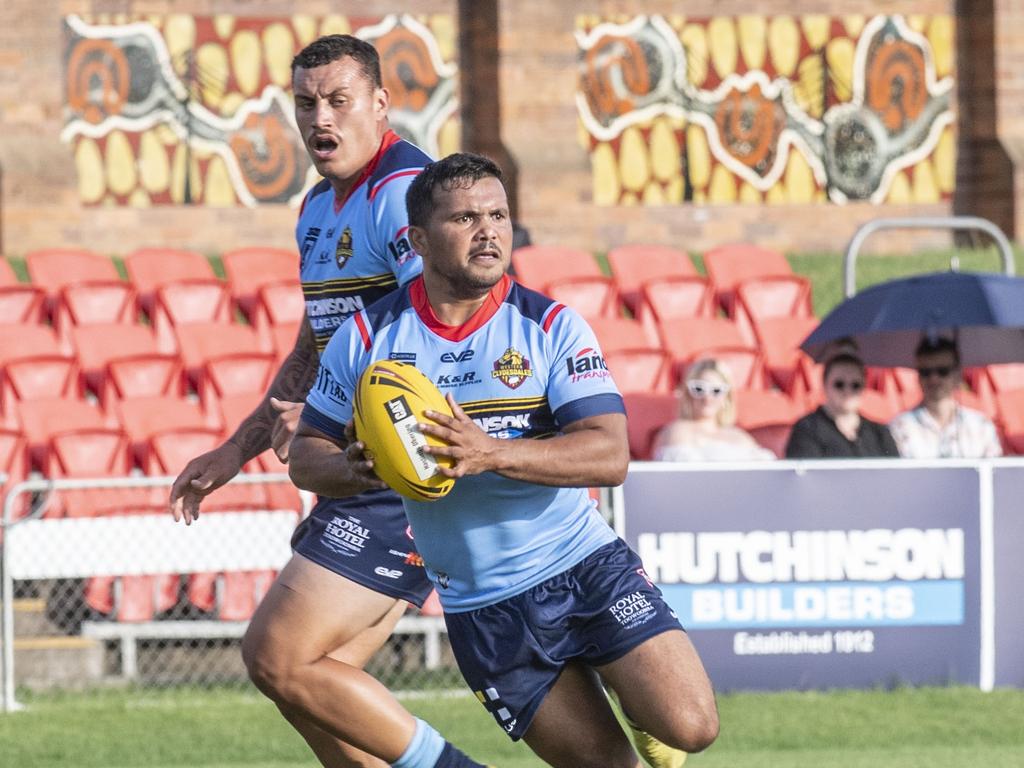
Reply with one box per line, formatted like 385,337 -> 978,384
1,472 -> 307,712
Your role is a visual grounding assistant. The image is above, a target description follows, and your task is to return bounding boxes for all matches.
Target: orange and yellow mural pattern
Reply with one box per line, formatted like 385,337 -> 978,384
63,13 -> 459,208
577,14 -> 955,206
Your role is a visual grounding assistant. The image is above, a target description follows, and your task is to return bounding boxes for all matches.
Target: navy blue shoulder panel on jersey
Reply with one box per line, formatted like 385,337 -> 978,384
360,282 -> 415,333
506,280 -> 561,327
367,140 -> 432,198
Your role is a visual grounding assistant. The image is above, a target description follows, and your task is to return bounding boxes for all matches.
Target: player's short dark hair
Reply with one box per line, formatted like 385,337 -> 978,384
823,353 -> 865,381
915,336 -> 960,366
291,34 -> 382,88
406,153 -> 504,228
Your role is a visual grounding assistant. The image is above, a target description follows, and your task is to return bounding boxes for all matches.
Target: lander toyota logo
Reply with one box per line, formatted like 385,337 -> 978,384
565,348 -> 610,382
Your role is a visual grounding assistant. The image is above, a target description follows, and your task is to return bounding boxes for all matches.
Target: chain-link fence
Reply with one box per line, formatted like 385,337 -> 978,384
1,474 -> 460,712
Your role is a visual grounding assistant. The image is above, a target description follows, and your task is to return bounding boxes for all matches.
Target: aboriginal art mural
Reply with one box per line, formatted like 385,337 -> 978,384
577,14 -> 955,206
62,13 -> 458,207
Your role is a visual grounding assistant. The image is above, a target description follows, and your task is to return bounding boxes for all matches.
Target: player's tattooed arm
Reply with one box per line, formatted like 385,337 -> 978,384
225,319 -> 320,463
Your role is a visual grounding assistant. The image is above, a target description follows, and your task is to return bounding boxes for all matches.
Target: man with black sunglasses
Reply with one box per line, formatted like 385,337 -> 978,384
889,338 -> 1002,459
785,353 -> 899,458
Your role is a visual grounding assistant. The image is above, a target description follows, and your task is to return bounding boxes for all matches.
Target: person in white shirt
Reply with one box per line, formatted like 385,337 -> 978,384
889,337 -> 1002,459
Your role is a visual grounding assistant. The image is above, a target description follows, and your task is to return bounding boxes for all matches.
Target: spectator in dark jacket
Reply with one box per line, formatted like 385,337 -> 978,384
785,353 -> 899,458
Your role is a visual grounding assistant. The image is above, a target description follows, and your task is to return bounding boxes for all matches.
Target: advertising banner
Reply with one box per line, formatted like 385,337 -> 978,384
993,466 -> 1024,687
618,463 -> 982,691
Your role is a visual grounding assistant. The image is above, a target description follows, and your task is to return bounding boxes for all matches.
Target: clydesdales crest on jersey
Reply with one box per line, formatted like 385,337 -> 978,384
335,226 -> 353,269
491,347 -> 533,390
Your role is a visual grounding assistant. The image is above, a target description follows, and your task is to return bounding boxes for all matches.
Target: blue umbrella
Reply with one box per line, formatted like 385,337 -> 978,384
801,271 -> 1024,367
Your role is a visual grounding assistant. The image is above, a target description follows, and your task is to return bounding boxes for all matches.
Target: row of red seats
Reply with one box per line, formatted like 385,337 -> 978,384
3,246 -> 299,322
0,321 -> 301,424
2,250 -> 305,358
511,243 -> 818,396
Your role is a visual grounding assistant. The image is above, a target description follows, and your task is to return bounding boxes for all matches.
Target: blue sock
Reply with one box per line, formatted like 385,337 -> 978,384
392,718 -> 445,768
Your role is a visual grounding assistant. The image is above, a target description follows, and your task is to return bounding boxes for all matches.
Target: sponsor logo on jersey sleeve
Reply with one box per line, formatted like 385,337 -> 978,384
314,366 -> 349,405
491,347 -> 533,390
387,231 -> 416,266
565,348 -> 610,382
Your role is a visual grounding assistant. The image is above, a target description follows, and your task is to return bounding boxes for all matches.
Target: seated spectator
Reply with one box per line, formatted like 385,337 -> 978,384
786,352 -> 899,458
889,337 -> 1002,458
652,358 -> 774,462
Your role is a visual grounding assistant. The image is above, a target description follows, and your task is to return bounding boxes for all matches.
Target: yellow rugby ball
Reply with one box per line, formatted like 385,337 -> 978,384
354,359 -> 456,502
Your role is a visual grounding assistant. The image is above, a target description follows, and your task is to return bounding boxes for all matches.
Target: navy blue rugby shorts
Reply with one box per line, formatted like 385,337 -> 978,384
290,489 -> 432,607
444,537 -> 683,740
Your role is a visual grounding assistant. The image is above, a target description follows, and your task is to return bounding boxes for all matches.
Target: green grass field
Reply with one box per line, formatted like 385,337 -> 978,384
3,685 -> 1024,768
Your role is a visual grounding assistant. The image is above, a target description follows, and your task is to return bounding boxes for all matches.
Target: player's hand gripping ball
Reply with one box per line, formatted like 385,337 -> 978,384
354,360 -> 456,501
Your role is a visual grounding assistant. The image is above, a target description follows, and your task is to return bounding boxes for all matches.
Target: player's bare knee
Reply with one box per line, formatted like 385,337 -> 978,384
665,703 -> 720,753
241,629 -> 291,699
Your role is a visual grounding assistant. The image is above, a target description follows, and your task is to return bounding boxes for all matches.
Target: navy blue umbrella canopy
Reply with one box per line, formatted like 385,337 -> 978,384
801,271 -> 1024,367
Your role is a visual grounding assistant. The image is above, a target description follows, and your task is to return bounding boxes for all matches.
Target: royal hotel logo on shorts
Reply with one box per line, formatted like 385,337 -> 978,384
609,591 -> 657,630
637,528 -> 965,629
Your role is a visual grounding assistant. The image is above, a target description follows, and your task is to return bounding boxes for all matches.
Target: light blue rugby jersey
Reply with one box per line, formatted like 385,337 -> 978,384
297,130 -> 428,353
302,273 -> 625,612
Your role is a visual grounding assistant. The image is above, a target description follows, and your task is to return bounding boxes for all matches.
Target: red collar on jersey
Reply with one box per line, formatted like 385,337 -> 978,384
333,129 -> 402,213
409,273 -> 513,342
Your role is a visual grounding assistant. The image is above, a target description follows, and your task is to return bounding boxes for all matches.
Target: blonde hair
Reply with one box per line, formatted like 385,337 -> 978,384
680,357 -> 736,427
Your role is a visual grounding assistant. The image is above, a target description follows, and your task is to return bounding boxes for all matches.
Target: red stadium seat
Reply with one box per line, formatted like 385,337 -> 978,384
216,391 -> 264,434
510,245 -> 603,292
605,348 -> 674,394
996,390 -> 1024,453
635,276 -> 716,344
587,317 -> 659,353
221,247 -> 299,321
656,317 -> 749,367
0,260 -> 45,323
623,392 -> 677,460
70,324 -> 183,405
984,363 -> 1024,394
858,388 -> 901,424
702,243 -> 793,317
14,397 -> 109,471
0,325 -> 82,421
269,321 -> 303,364
0,429 -> 30,521
48,428 -> 148,518
201,353 -> 276,398
750,316 -> 821,391
251,280 -> 307,350
147,426 -> 267,508
123,248 -> 218,317
546,275 -> 622,319
747,422 -> 793,459
607,244 -> 698,314
116,396 -> 215,465
733,389 -> 803,431
734,275 -> 814,342
172,322 -> 264,381
150,281 -> 233,354
24,248 -> 120,318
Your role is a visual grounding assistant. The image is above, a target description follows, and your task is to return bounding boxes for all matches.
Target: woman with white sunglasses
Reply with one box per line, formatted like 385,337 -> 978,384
652,358 -> 774,462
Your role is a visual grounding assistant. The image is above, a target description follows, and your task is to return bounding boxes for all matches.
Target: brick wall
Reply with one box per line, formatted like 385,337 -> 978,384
1,0 -> 1020,259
